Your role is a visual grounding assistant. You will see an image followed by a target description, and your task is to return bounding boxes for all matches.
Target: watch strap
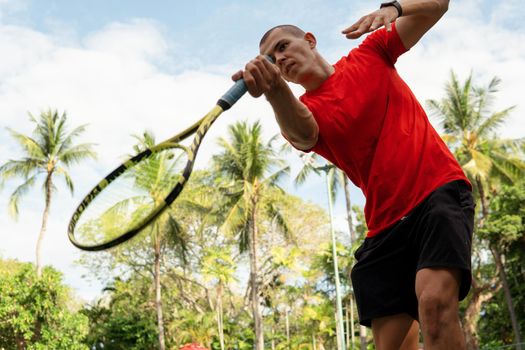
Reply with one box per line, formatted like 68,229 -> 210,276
380,0 -> 403,17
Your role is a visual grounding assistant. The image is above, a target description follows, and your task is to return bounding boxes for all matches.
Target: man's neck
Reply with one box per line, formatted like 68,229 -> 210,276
302,57 -> 335,91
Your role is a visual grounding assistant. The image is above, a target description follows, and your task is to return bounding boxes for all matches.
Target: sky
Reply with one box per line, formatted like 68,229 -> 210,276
0,0 -> 523,301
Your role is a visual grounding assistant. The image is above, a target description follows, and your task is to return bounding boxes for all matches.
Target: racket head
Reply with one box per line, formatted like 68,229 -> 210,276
68,142 -> 191,251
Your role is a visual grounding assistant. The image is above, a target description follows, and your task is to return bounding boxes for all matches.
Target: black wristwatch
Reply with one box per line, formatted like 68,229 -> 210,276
380,0 -> 403,17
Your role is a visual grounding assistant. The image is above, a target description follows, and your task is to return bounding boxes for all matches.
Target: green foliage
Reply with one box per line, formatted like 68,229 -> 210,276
0,260 -> 89,349
479,183 -> 525,246
212,120 -> 290,251
82,277 -> 159,350
477,182 -> 525,345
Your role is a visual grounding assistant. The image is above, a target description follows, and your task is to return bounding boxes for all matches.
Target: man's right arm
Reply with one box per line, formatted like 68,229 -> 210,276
265,79 -> 318,151
233,55 -> 318,151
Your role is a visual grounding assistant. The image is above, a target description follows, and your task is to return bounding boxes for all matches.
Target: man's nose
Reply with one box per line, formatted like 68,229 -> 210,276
275,53 -> 286,66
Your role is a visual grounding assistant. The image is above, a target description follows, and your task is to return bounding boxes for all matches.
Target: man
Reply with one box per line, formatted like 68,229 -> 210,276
233,0 -> 474,349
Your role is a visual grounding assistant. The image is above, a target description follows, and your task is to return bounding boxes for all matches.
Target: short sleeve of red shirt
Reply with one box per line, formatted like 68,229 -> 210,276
299,24 -> 407,154
357,21 -> 408,65
298,23 -> 469,237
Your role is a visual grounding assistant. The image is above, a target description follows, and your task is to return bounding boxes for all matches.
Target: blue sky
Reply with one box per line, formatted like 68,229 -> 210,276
0,0 -> 524,300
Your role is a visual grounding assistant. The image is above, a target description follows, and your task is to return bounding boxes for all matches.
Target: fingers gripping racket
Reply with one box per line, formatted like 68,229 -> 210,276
68,73 -> 259,251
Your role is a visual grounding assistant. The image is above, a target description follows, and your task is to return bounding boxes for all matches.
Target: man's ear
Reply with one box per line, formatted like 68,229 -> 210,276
304,32 -> 317,49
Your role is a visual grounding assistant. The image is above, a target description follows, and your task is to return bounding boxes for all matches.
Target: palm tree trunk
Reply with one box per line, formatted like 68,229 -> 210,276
217,284 -> 225,350
345,301 -> 350,349
342,174 -> 361,350
250,197 -> 264,350
342,175 -> 355,243
463,275 -> 500,350
316,335 -> 326,350
271,326 -> 276,350
359,326 -> 367,350
154,235 -> 166,350
476,176 -> 522,350
350,296 -> 355,349
335,309 -> 342,350
285,308 -> 290,349
490,245 -> 522,350
36,172 -> 53,278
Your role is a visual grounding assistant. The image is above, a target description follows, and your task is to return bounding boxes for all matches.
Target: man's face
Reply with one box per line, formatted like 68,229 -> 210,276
260,28 -> 316,84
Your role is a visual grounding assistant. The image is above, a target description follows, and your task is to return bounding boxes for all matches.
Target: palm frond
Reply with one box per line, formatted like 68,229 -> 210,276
219,197 -> 247,236
294,153 -> 323,185
8,174 -> 38,219
266,202 -> 293,243
0,158 -> 43,181
6,128 -> 46,159
163,213 -> 188,265
476,106 -> 515,138
59,143 -> 97,166
55,166 -> 74,194
262,165 -> 290,188
463,150 -> 493,181
56,123 -> 89,155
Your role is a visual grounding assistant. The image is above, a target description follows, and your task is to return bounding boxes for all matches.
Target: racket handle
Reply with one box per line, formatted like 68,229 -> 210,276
217,55 -> 274,111
217,79 -> 248,111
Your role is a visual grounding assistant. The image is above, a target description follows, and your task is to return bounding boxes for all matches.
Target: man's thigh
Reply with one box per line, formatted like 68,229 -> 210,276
372,313 -> 419,350
351,224 -> 419,327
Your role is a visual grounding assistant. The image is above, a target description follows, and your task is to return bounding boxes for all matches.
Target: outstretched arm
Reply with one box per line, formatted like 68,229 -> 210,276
231,56 -> 318,151
342,0 -> 449,50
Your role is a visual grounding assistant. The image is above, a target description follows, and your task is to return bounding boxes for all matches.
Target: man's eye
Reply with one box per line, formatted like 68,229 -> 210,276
279,43 -> 288,51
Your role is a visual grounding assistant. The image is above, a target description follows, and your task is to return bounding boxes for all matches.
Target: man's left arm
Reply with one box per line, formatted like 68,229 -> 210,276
342,0 -> 449,50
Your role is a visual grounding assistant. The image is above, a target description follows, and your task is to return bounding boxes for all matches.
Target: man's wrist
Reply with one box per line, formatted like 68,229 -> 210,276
380,0 -> 403,17
264,78 -> 289,101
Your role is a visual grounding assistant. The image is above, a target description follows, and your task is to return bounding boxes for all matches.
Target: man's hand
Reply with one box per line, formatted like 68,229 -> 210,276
341,7 -> 399,39
232,55 -> 318,151
231,55 -> 284,98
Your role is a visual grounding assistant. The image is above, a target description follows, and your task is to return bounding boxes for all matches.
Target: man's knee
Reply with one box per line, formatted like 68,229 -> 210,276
416,268 -> 461,340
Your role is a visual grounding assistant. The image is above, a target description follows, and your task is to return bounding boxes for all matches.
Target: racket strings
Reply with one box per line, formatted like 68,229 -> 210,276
74,147 -> 188,245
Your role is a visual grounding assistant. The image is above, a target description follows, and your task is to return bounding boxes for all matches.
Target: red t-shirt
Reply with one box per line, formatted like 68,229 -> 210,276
299,23 -> 469,237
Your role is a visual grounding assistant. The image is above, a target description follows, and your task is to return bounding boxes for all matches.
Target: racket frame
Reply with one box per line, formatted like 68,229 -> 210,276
68,105 -> 224,251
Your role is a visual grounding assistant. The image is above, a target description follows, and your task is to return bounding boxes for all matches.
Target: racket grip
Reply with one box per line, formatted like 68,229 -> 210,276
217,55 -> 274,111
217,79 -> 248,111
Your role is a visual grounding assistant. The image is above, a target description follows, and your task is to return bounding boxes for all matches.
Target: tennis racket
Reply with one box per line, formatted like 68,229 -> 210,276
68,67 -> 265,251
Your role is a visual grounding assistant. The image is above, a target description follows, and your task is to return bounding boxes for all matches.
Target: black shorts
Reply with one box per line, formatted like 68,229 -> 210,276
350,180 -> 475,327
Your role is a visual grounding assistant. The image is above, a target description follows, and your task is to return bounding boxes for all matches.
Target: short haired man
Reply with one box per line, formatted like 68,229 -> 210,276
233,1 -> 474,349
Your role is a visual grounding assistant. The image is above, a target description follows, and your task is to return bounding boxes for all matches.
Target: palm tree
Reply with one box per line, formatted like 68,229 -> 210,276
0,109 -> 96,277
129,131 -> 189,350
212,120 -> 291,350
93,130 -> 189,350
295,152 -> 356,242
201,246 -> 236,350
295,152 -> 365,350
427,71 -> 525,350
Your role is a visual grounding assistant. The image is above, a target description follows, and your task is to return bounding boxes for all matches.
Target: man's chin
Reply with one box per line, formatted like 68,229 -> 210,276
283,73 -> 299,84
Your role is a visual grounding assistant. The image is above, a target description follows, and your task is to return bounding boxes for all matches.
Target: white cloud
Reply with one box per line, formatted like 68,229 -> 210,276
83,19 -> 169,61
